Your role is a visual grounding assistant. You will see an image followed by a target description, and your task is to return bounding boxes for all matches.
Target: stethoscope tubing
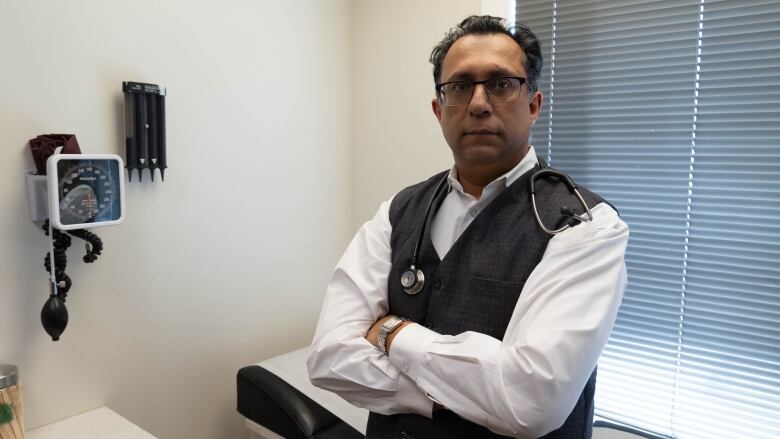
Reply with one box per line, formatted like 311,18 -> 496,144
409,173 -> 450,272
403,160 -> 592,294
530,163 -> 593,235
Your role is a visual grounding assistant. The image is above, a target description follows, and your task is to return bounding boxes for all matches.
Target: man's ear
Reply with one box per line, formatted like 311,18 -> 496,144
529,91 -> 543,125
432,97 -> 443,122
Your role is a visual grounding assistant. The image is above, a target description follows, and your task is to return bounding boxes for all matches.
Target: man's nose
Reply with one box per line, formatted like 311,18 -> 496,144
468,84 -> 493,115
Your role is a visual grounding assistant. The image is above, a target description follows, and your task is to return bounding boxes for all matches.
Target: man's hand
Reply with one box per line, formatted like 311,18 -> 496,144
365,315 -> 412,353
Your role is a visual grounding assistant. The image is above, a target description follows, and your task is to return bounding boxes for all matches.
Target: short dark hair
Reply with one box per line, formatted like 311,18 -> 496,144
429,15 -> 543,97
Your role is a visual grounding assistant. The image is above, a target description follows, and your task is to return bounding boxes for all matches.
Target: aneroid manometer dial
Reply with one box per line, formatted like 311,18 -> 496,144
47,154 -> 126,230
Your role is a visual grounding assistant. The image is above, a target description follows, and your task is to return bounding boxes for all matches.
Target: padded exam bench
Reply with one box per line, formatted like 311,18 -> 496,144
236,346 -> 648,439
236,347 -> 366,439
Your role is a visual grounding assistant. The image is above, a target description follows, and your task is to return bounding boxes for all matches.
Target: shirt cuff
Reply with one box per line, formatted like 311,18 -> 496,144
395,373 -> 434,418
388,323 -> 439,382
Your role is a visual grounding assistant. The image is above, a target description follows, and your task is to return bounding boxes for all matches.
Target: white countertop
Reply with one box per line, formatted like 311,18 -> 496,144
26,406 -> 156,439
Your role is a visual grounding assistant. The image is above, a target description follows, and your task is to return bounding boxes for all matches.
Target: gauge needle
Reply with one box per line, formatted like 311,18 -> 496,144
87,190 -> 93,219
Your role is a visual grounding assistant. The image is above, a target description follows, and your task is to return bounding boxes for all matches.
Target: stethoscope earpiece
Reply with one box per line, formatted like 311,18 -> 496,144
401,267 -> 425,295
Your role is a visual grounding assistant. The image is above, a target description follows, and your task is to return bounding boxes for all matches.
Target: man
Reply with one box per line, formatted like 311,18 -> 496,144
307,15 -> 628,439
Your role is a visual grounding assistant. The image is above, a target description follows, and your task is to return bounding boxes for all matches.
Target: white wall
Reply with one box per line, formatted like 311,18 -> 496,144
0,1 -> 519,436
0,1 -> 351,438
481,0 -> 516,21
351,0 -> 499,229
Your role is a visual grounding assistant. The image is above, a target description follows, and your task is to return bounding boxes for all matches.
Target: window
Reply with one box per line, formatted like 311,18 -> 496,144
516,1 -> 780,438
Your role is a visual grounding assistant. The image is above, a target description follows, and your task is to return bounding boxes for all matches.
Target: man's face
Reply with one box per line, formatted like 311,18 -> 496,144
432,33 -> 542,176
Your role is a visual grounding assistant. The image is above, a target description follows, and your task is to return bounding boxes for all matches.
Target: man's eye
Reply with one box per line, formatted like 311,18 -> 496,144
451,82 -> 472,93
493,78 -> 513,90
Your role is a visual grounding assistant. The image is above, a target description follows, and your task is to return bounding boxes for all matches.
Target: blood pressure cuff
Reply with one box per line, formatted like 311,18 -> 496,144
29,134 -> 81,175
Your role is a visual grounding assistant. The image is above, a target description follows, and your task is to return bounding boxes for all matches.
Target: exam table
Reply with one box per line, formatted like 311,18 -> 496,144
236,346 -> 647,439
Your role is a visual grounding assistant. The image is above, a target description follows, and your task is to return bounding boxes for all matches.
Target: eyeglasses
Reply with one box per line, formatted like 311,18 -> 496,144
436,76 -> 528,107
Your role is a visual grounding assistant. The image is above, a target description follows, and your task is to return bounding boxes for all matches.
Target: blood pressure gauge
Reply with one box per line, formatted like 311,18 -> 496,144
46,154 -> 126,230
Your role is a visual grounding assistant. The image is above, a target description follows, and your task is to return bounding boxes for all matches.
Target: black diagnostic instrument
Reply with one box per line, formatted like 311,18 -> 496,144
123,81 -> 167,182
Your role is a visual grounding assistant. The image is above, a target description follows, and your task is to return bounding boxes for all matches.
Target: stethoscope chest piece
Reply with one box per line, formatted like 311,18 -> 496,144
401,267 -> 425,295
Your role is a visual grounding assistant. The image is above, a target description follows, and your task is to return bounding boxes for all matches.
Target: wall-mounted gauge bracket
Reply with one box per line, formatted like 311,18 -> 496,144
24,141 -> 127,341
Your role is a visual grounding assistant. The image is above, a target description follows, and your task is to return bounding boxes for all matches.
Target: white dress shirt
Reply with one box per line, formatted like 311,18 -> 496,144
307,147 -> 629,438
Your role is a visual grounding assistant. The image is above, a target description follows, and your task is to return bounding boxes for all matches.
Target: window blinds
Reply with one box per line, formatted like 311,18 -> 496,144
516,1 -> 780,438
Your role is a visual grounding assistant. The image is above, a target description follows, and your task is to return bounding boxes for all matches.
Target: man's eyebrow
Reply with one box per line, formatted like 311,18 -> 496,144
442,72 -> 475,82
442,68 -> 519,82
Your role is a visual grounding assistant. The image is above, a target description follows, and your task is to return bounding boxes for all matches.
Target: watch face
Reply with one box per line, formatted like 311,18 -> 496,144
57,159 -> 122,226
383,317 -> 401,330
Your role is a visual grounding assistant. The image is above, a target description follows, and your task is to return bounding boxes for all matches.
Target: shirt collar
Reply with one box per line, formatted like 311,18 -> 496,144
447,146 -> 540,197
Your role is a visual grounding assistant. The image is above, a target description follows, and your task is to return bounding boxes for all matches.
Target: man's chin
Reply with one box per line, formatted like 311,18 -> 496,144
455,144 -> 505,164
451,143 -> 527,171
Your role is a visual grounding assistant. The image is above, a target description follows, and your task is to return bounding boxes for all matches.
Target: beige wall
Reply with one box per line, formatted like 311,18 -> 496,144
0,0 -> 516,437
482,0 -> 515,20
0,1 -> 350,438
350,0 -> 482,229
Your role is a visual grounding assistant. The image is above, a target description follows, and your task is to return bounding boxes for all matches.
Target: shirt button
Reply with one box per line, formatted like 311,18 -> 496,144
433,280 -> 442,289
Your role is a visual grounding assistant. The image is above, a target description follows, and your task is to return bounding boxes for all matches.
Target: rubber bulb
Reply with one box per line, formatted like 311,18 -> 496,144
41,295 -> 68,341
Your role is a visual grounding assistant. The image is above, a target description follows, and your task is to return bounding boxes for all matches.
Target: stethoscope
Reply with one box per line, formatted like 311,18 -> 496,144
400,158 -> 593,295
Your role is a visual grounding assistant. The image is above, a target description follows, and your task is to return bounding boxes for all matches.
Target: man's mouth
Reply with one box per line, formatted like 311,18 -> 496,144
465,130 -> 498,136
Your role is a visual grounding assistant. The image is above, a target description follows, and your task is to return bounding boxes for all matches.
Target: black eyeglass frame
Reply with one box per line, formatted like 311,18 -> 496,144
435,76 -> 529,106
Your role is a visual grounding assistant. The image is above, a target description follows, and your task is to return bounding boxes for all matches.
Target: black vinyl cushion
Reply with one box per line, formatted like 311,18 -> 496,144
237,365 -> 364,439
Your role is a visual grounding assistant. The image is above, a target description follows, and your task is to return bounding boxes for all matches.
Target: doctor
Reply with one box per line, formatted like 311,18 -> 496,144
308,15 -> 628,439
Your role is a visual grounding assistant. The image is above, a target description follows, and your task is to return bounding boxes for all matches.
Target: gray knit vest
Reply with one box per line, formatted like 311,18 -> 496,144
366,166 -> 608,439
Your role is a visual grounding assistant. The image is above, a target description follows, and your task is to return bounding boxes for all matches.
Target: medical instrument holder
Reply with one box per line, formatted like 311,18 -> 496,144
123,81 -> 167,182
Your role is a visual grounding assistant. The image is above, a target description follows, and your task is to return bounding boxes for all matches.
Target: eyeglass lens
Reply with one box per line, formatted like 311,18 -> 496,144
441,77 -> 524,106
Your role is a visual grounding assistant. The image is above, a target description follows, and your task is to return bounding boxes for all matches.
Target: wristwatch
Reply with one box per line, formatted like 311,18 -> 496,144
378,315 -> 405,353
